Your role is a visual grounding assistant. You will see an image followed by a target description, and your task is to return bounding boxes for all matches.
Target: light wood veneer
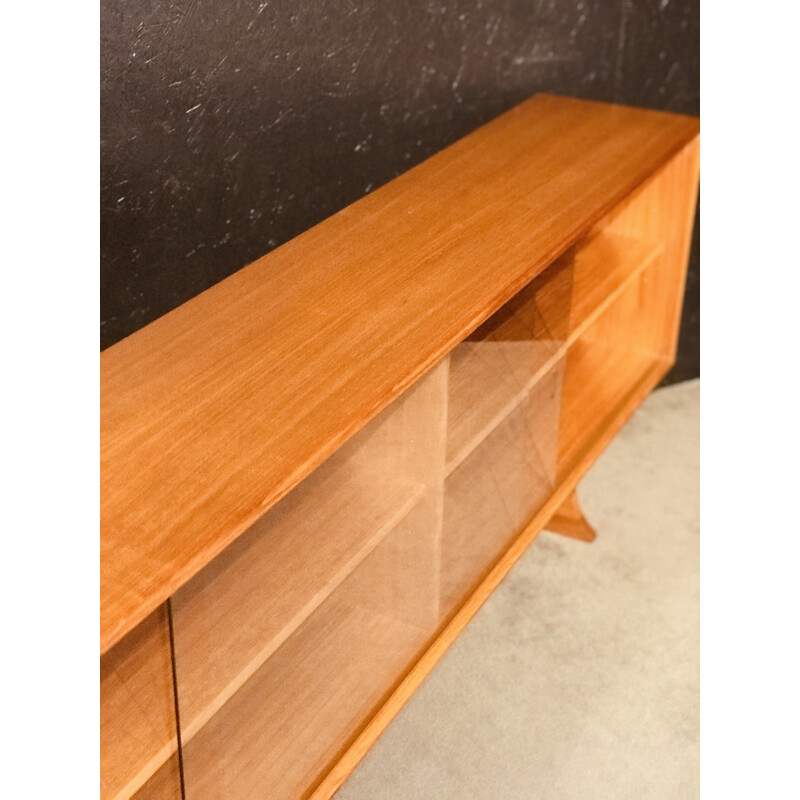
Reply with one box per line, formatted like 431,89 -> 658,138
100,94 -> 699,799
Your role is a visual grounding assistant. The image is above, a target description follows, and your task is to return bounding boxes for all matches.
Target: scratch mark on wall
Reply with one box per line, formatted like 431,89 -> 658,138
613,0 -> 631,102
345,27 -> 377,93
513,52 -> 578,65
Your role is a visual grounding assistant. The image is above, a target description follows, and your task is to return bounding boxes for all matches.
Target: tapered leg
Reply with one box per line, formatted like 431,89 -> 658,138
546,489 -> 596,542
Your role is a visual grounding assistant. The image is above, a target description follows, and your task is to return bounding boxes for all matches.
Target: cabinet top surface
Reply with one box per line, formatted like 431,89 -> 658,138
100,93 -> 699,653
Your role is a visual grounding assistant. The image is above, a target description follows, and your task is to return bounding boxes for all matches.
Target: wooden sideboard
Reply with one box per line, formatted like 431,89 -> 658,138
100,94 -> 700,799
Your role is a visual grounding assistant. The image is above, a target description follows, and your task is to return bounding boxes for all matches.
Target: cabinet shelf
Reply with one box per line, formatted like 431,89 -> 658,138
558,340 -> 667,480
172,462 -> 426,744
180,577 -> 428,800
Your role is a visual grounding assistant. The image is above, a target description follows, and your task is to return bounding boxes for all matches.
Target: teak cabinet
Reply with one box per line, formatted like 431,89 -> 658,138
100,94 -> 699,799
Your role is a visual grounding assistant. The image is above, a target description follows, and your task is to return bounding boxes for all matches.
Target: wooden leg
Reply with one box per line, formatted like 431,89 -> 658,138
546,489 -> 596,542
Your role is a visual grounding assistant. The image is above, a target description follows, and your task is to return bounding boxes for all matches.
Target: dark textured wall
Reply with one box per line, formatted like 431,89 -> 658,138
101,0 -> 699,382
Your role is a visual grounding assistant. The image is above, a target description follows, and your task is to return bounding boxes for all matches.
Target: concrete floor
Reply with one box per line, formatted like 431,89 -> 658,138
337,379 -> 700,800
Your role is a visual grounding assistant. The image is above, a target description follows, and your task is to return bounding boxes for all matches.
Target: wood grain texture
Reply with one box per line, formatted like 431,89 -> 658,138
100,605 -> 180,800
101,94 -> 699,653
100,112 -> 699,798
600,136 -> 701,362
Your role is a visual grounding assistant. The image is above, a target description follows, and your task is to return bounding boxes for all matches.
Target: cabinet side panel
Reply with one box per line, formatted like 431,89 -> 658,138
100,604 -> 181,800
597,136 -> 700,361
